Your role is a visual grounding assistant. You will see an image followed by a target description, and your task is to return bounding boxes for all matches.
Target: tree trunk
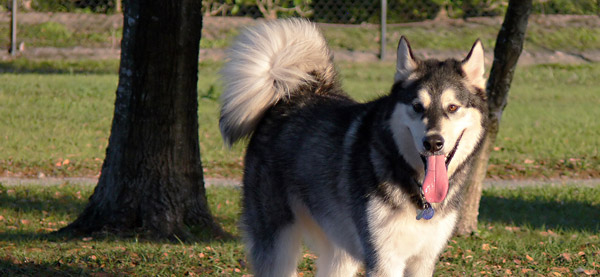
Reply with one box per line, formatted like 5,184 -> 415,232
455,0 -> 533,236
60,0 -> 225,240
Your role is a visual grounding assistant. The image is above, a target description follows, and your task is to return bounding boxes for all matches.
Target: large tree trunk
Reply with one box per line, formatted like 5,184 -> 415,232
455,0 -> 533,235
60,0 -> 224,240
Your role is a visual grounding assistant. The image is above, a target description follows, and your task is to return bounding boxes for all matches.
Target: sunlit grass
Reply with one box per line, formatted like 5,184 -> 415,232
0,60 -> 598,179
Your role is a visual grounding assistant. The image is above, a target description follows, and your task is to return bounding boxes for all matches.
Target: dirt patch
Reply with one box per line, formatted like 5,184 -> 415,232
1,176 -> 598,190
4,46 -> 600,65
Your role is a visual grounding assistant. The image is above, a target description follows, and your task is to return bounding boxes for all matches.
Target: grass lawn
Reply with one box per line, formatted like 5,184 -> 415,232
1,60 -> 599,179
0,183 -> 598,275
1,15 -> 598,53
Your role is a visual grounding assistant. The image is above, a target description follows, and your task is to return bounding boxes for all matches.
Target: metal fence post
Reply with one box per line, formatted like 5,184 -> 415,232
380,0 -> 387,61
10,0 -> 17,55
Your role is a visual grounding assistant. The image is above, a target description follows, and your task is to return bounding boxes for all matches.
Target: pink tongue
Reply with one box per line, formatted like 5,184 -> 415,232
422,155 -> 449,203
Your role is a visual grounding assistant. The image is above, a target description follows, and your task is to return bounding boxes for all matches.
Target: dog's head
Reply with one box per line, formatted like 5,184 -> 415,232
389,37 -> 487,204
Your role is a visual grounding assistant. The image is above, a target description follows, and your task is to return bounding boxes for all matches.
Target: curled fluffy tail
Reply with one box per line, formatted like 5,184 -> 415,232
219,18 -> 336,146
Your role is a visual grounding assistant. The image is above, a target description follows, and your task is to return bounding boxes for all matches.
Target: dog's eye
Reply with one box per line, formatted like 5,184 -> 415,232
412,103 -> 424,113
447,104 -> 460,113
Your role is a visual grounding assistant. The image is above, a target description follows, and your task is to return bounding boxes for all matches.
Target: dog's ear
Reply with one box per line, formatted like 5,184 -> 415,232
462,39 -> 486,90
395,36 -> 418,82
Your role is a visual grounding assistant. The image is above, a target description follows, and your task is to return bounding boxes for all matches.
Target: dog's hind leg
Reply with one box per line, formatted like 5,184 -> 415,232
297,210 -> 359,277
315,245 -> 360,277
245,221 -> 303,277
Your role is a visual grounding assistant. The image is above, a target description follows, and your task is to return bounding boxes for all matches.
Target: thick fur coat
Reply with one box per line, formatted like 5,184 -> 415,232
219,18 -> 488,277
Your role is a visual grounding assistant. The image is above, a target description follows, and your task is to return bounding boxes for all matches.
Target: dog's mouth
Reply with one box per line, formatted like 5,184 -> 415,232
419,130 -> 464,203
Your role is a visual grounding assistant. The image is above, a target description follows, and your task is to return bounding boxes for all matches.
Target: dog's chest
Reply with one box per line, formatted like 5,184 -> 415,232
367,198 -> 458,260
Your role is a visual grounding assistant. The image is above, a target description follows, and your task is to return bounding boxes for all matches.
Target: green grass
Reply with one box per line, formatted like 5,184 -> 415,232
0,183 -> 598,275
0,17 -> 599,52
1,60 -> 598,179
0,22 -> 121,48
202,22 -> 600,53
489,63 -> 600,178
0,59 -> 120,74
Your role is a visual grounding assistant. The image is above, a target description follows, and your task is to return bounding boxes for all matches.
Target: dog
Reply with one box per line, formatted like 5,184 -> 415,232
219,18 -> 488,277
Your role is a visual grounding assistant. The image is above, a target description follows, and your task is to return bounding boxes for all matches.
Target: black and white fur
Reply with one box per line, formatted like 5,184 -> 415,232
220,18 -> 488,277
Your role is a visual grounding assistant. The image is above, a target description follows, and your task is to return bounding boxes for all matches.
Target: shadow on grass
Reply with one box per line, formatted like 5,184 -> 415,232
0,189 -> 88,217
0,258 -> 93,276
0,189 -> 237,243
479,195 -> 600,232
0,231 -> 65,243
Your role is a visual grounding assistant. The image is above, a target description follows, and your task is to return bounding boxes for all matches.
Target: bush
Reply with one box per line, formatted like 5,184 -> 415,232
23,0 -> 117,13
532,0 -> 599,15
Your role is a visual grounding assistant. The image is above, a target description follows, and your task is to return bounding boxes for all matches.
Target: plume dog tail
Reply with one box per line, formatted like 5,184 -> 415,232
219,18 -> 336,146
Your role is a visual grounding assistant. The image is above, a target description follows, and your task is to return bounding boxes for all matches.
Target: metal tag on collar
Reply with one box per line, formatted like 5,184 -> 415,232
416,202 -> 435,220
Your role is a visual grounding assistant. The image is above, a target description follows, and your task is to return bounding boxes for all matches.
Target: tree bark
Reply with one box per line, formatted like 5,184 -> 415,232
455,0 -> 533,236
60,0 -> 225,240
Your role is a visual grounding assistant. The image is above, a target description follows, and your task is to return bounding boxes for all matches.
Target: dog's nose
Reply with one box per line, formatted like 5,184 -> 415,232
423,135 -> 444,152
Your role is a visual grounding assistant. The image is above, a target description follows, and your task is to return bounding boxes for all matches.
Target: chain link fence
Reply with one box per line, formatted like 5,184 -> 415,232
1,0 -> 599,58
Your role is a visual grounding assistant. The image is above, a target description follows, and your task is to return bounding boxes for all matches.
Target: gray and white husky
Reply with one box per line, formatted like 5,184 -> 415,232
219,18 -> 488,277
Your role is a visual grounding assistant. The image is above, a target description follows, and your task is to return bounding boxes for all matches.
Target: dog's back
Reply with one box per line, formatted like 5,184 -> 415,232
220,19 -> 370,276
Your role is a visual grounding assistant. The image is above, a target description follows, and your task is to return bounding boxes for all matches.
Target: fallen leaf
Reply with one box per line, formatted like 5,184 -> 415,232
505,226 -> 521,232
574,267 -> 598,275
551,267 -> 570,273
482,244 -> 491,251
526,255 -> 534,262
521,268 -> 533,274
559,253 -> 572,262
540,230 -> 558,237
303,253 -> 317,259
